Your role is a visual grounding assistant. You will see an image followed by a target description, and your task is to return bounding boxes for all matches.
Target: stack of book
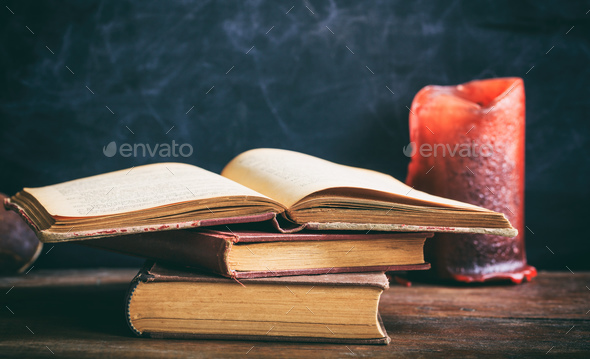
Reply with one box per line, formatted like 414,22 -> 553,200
5,148 -> 516,344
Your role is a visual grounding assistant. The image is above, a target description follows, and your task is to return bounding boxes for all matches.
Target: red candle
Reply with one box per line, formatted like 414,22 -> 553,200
406,78 -> 536,283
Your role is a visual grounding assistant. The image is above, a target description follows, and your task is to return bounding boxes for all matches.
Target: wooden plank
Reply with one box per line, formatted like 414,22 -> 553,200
0,270 -> 588,358
382,271 -> 590,320
1,309 -> 587,357
0,268 -> 138,289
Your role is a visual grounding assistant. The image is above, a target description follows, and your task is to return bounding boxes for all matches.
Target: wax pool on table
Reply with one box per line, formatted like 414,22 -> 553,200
406,77 -> 536,283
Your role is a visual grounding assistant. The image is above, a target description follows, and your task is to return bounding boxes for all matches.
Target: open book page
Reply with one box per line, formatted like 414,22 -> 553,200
222,148 -> 487,210
26,163 -> 269,217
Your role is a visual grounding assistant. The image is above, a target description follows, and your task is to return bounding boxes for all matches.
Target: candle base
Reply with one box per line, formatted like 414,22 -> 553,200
419,232 -> 537,284
449,265 -> 537,284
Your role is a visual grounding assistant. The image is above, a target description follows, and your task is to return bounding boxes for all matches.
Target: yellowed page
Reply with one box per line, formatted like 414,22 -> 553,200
26,162 -> 269,217
222,148 -> 486,210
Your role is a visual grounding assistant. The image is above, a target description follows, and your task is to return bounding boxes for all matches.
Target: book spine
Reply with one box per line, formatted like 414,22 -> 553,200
83,231 -> 234,277
125,261 -> 156,336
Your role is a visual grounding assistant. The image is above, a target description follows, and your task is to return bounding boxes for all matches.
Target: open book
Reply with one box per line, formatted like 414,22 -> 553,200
4,148 -> 517,242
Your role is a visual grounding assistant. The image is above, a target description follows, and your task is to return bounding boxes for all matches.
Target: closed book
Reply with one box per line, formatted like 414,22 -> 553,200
85,228 -> 433,278
127,261 -> 391,344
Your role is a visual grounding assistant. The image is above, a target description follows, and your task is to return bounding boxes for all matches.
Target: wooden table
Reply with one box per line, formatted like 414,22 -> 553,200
0,269 -> 588,358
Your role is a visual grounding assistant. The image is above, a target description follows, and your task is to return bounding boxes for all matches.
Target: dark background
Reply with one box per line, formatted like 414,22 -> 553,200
1,1 -> 588,270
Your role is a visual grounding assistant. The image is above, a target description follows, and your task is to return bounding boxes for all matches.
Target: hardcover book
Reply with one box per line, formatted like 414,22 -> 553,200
126,262 -> 391,344
84,228 -> 433,278
5,148 -> 517,242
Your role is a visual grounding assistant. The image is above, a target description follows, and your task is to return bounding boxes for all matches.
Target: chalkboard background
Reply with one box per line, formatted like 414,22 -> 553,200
1,1 -> 588,270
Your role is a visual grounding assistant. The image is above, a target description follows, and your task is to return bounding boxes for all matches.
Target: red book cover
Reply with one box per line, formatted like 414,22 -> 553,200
84,228 -> 432,278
